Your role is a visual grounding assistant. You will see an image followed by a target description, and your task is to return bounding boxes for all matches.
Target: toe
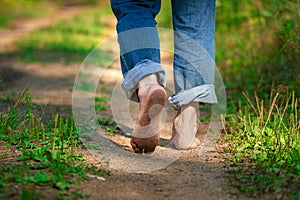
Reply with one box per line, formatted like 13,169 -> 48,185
130,140 -> 142,153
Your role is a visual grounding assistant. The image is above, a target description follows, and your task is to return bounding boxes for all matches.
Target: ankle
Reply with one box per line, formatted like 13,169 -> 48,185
138,74 -> 158,87
138,74 -> 160,100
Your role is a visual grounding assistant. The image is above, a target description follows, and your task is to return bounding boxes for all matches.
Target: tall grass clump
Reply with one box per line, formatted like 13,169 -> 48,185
0,89 -> 109,199
225,89 -> 300,199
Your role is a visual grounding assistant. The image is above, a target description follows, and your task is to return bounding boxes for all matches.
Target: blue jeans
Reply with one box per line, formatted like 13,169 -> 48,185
111,0 -> 217,108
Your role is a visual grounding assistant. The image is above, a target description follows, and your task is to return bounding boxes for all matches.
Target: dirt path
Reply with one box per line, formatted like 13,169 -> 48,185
0,7 -> 259,200
82,153 -> 235,200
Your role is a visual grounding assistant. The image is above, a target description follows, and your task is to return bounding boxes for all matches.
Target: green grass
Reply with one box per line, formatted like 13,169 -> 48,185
215,0 -> 300,108
224,90 -> 300,199
94,90 -> 117,134
0,0 -> 103,29
0,89 -> 110,199
213,1 -> 300,199
13,6 -> 113,64
98,119 -> 117,135
156,0 -> 172,28
0,0 -> 59,29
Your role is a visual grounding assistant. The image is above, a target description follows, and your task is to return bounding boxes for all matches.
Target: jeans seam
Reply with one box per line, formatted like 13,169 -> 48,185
121,55 -> 129,72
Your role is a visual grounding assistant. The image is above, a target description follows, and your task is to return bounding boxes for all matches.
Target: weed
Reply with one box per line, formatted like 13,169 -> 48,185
0,88 -> 109,199
157,0 -> 172,28
95,91 -> 109,102
94,104 -> 107,111
214,2 -> 300,197
97,118 -> 117,135
225,90 -> 300,199
94,94 -> 109,111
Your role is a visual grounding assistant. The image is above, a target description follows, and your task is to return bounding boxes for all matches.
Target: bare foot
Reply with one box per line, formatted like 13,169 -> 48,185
130,76 -> 167,153
169,102 -> 201,150
169,133 -> 201,150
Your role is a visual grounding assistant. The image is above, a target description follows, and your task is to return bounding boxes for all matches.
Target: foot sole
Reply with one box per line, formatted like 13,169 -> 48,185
131,86 -> 167,153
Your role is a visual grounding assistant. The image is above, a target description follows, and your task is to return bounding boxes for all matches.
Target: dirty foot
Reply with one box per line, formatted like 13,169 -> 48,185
131,75 -> 167,153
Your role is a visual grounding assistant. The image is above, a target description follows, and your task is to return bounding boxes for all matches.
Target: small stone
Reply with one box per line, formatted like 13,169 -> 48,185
86,174 -> 106,181
125,132 -> 131,137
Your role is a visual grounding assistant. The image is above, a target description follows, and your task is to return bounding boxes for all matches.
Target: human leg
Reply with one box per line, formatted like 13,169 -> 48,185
170,0 -> 217,106
170,0 -> 217,149
110,0 -> 167,153
110,0 -> 166,102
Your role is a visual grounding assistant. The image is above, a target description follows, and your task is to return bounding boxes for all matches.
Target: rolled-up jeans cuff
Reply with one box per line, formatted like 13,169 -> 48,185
168,84 -> 217,109
122,59 -> 166,102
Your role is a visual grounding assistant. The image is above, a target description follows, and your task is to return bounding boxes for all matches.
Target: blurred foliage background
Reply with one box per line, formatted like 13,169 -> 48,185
158,0 -> 300,105
0,0 -> 104,28
214,0 -> 300,106
159,0 -> 300,108
1,0 -> 299,103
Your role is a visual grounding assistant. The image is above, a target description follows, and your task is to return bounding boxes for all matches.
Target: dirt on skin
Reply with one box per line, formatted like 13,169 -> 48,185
0,6 -> 269,200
